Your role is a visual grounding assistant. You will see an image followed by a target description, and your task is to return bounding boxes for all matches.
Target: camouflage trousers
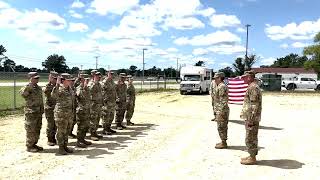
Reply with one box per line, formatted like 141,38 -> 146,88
90,103 -> 102,134
76,108 -> 90,141
24,112 -> 42,148
69,108 -> 77,135
55,111 -> 73,146
116,102 -> 126,125
125,101 -> 135,121
44,108 -> 56,140
245,121 -> 259,156
101,105 -> 115,130
216,110 -> 229,141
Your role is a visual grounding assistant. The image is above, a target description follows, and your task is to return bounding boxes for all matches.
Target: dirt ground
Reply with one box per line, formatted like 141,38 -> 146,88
0,91 -> 319,180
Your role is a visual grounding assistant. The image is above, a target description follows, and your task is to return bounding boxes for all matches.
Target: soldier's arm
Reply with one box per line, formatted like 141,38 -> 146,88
249,86 -> 261,121
20,85 -> 31,99
51,85 -> 59,100
43,84 -> 52,96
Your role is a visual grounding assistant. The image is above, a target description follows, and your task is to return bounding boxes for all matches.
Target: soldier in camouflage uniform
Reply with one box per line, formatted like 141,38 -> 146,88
240,70 -> 262,165
75,74 -> 92,148
213,72 -> 230,149
51,73 -> 75,155
90,70 -> 98,82
125,75 -> 136,126
68,77 -> 77,139
115,73 -> 127,130
43,71 -> 58,146
88,72 -> 103,141
101,71 -> 117,135
209,77 -> 217,121
20,72 -> 44,152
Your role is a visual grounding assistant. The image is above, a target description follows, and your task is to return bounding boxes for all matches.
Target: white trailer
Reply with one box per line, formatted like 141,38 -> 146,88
179,66 -> 212,94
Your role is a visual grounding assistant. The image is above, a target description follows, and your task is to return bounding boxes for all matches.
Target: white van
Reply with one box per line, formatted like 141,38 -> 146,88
179,66 -> 212,94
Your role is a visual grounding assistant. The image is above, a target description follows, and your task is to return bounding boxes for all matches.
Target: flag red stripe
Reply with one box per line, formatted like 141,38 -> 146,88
227,77 -> 247,105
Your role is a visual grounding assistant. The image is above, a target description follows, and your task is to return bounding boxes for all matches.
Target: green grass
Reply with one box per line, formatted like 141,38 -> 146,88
0,86 -> 25,111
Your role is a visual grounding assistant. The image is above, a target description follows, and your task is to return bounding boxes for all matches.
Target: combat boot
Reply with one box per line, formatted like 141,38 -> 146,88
47,137 -> 56,146
76,141 -> 87,148
127,121 -> 135,126
82,139 -> 92,145
68,133 -> 77,139
64,145 -> 74,153
215,141 -> 227,149
90,132 -> 99,141
33,145 -> 44,151
240,156 -> 257,165
26,146 -> 39,153
58,146 -> 67,155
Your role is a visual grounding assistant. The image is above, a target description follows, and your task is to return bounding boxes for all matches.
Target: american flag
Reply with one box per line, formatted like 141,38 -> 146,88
227,77 -> 248,105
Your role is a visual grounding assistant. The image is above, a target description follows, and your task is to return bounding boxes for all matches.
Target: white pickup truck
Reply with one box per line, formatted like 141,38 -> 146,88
282,77 -> 320,90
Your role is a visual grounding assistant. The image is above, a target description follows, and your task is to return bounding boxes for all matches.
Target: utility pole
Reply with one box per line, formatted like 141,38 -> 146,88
245,24 -> 251,71
94,56 -> 99,70
80,65 -> 83,71
176,58 -> 179,79
142,48 -> 147,84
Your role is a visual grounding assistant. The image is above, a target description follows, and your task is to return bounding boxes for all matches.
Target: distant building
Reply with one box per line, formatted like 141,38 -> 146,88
252,68 -> 317,80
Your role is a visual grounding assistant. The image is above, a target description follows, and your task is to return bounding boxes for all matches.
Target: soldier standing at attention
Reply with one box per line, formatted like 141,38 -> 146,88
51,73 -> 75,155
125,75 -> 136,126
240,70 -> 262,165
213,72 -> 230,149
75,74 -> 92,148
115,73 -> 128,130
209,76 -> 216,121
88,72 -> 103,141
68,76 -> 77,139
101,71 -> 117,135
20,72 -> 44,152
43,71 -> 58,146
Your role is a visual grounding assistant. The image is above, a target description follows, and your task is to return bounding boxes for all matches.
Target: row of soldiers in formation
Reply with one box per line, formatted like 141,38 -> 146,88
210,70 -> 262,165
20,70 -> 136,155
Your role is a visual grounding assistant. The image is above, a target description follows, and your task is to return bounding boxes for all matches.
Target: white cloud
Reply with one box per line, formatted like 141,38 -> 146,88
260,57 -> 276,65
68,22 -> 89,32
236,27 -> 246,33
210,14 -> 241,28
86,0 -> 139,16
192,48 -> 208,56
207,44 -> 246,55
162,17 -> 205,30
196,7 -> 215,17
291,42 -> 310,48
265,19 -> 320,40
280,43 -> 289,49
219,62 -> 232,67
69,10 -> 83,19
167,48 -> 178,52
174,30 -> 241,46
0,1 -> 10,9
71,0 -> 85,8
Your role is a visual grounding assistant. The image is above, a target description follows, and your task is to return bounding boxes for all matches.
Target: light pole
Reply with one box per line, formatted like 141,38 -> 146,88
94,56 -> 99,70
245,24 -> 251,71
176,58 -> 179,79
142,48 -> 147,84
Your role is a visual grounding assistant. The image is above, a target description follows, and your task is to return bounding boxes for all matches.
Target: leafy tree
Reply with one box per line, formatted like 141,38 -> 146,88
304,32 -> 320,77
42,54 -> 69,73
3,59 -> 16,72
219,66 -> 235,77
270,53 -> 307,68
195,61 -> 205,66
129,65 -> 138,75
70,67 -> 80,74
233,57 -> 245,76
244,55 -> 257,70
98,68 -> 106,75
0,45 -> 6,56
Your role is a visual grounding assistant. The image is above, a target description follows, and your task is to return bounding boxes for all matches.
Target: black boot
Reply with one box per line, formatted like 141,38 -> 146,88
76,140 -> 87,148
27,146 -> 39,153
64,144 -> 74,153
90,132 -> 99,141
33,145 -> 44,151
82,139 -> 92,145
58,146 -> 67,155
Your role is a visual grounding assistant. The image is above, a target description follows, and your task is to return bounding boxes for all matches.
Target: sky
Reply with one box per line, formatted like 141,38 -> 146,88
0,0 -> 319,71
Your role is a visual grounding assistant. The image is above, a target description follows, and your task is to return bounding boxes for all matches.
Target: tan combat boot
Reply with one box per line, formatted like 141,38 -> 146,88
58,146 -> 67,155
240,156 -> 257,165
215,141 -> 227,149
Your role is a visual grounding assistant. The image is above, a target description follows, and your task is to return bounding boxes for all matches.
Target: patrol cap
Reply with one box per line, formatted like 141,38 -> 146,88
126,75 -> 133,79
69,75 -> 76,81
91,69 -> 98,74
50,71 -> 58,78
243,70 -> 256,77
119,73 -> 126,78
60,73 -> 71,80
213,72 -> 225,79
95,72 -> 102,76
79,73 -> 89,78
28,72 -> 40,79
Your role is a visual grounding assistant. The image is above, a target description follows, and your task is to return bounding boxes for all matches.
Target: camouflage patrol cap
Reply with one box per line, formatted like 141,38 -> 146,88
28,72 -> 40,79
213,72 -> 225,78
79,73 -> 89,78
243,70 -> 256,77
50,71 -> 58,78
126,75 -> 133,79
91,69 -> 98,74
119,73 -> 126,78
95,72 -> 102,76
60,73 -> 71,80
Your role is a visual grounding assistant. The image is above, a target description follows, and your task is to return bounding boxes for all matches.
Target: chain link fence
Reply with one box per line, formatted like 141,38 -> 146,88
0,72 -> 179,111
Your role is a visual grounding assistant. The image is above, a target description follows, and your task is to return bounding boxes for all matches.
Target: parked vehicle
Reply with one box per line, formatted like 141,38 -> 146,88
282,77 -> 320,90
179,66 -> 212,94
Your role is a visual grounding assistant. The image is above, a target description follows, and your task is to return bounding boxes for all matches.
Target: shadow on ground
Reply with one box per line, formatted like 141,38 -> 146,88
227,145 -> 264,152
229,120 -> 283,130
257,159 -> 305,169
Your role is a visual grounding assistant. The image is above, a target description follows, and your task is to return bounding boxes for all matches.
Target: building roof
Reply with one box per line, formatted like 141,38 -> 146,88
252,68 -> 316,74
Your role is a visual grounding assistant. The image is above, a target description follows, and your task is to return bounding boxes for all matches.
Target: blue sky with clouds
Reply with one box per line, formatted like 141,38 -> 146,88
0,0 -> 319,71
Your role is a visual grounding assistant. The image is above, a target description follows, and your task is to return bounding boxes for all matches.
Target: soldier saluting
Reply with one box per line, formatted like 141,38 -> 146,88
20,72 -> 44,152
125,75 -> 136,126
240,70 -> 262,165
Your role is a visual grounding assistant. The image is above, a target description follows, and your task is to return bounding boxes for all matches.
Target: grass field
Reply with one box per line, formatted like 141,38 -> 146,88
0,86 -> 24,110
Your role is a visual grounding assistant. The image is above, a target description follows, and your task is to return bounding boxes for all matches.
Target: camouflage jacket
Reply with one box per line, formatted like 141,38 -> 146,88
101,78 -> 116,106
210,81 -> 216,100
76,84 -> 91,111
88,81 -> 103,104
116,82 -> 127,109
241,82 -> 262,122
74,78 -> 81,88
20,83 -> 44,114
51,85 -> 74,112
126,83 -> 136,103
214,82 -> 229,114
43,82 -> 56,110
